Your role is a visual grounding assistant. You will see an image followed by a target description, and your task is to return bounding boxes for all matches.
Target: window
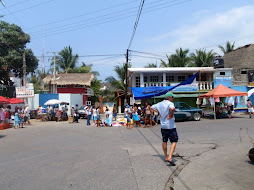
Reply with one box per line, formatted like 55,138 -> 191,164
144,76 -> 147,82
57,85 -> 66,88
166,76 -> 174,82
74,85 -> 84,88
178,76 -> 185,82
135,76 -> 140,87
150,76 -> 159,82
241,70 -> 247,74
179,103 -> 191,110
220,72 -> 225,75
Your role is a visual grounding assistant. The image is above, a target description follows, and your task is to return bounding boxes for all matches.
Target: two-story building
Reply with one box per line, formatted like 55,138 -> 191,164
128,67 -> 233,106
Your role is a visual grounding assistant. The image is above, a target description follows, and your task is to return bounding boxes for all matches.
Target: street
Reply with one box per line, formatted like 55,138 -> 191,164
0,115 -> 253,190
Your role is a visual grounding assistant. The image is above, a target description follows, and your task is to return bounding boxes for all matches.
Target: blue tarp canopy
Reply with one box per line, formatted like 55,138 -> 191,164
131,71 -> 199,100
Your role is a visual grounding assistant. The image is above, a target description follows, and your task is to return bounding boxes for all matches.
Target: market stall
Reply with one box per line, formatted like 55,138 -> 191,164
199,84 -> 248,120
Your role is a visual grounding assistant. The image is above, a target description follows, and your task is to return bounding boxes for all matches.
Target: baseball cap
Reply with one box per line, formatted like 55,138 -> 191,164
126,105 -> 130,108
164,92 -> 175,98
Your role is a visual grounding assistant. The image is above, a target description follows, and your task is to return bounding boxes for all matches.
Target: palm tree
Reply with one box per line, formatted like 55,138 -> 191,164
144,63 -> 158,68
160,48 -> 190,67
75,62 -> 99,78
190,49 -> 217,67
105,63 -> 131,90
51,46 -> 79,73
218,41 -> 235,54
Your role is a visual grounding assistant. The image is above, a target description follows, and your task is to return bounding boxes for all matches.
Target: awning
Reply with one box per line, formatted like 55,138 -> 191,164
155,93 -> 199,98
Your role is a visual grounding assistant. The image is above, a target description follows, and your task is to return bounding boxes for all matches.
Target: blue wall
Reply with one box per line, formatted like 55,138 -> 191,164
39,94 -> 59,108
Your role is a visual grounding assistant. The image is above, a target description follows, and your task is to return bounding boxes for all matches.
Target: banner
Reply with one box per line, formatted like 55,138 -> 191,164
16,83 -> 34,98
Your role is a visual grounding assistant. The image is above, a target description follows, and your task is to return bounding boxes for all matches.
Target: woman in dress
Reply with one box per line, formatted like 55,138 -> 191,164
132,104 -> 141,127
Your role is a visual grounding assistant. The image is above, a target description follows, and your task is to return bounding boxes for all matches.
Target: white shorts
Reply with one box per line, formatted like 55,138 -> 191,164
248,108 -> 254,113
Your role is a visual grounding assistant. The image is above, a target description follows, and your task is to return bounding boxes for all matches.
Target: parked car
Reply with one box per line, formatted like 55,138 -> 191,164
173,102 -> 202,121
78,106 -> 87,119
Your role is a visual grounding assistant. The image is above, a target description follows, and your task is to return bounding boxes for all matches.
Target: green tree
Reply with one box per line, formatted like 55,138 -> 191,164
218,41 -> 235,54
144,63 -> 158,68
52,46 -> 78,73
190,49 -> 217,67
0,21 -> 38,88
105,63 -> 131,90
74,62 -> 99,77
29,69 -> 50,93
160,48 -> 190,67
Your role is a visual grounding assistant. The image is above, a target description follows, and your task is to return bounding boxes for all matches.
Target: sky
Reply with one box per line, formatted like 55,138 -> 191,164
1,0 -> 254,81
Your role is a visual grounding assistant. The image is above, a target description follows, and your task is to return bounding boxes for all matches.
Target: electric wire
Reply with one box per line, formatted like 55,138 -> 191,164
25,0 -> 138,30
128,0 -> 145,49
3,0 -> 54,16
0,0 -> 32,11
30,0 -> 190,39
29,0 -> 179,35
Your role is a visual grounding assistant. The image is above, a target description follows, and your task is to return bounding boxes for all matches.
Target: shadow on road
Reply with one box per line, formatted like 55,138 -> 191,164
0,135 -> 6,139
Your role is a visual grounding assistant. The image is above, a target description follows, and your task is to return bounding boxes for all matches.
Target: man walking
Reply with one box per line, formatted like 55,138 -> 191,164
151,94 -> 178,166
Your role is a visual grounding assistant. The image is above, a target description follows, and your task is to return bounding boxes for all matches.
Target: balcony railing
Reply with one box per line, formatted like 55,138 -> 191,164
142,81 -> 214,91
198,81 -> 213,90
143,82 -> 170,87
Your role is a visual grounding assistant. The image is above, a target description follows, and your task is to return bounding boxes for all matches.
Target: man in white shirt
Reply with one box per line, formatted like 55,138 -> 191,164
151,94 -> 177,166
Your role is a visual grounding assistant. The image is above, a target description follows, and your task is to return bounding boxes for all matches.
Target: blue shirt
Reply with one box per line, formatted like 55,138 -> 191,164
151,100 -> 176,129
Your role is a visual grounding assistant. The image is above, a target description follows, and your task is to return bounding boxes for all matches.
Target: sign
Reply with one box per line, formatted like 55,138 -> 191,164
172,83 -> 198,92
16,83 -> 34,98
214,77 -> 232,88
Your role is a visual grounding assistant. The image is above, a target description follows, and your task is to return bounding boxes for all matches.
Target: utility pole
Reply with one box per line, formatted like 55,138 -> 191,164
125,49 -> 129,106
47,51 -> 57,93
53,52 -> 56,94
23,51 -> 26,87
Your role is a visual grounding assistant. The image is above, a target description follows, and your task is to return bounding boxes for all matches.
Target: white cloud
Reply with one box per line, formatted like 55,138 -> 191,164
148,5 -> 254,54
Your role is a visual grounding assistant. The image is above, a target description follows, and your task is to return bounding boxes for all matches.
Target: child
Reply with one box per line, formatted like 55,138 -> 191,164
19,113 -> 24,128
14,112 -> 19,129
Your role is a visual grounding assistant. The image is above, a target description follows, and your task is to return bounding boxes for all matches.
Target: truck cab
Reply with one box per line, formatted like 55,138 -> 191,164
173,102 -> 202,121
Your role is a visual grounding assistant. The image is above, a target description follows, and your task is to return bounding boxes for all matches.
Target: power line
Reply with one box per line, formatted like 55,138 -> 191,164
30,0 -> 190,39
28,0 -> 171,35
128,0 -> 145,49
0,0 -> 32,11
25,0 -> 138,30
3,0 -> 54,16
129,49 -> 165,58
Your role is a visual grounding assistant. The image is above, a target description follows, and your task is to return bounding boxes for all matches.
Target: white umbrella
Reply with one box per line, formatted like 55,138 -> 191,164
248,88 -> 254,97
44,99 -> 62,105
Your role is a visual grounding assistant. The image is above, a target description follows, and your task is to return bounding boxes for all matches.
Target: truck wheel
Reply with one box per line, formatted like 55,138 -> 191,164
193,113 -> 201,121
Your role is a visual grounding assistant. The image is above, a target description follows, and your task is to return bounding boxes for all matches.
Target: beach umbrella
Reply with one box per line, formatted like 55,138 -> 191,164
44,99 -> 62,105
0,96 -> 9,103
248,88 -> 254,97
8,98 -> 24,104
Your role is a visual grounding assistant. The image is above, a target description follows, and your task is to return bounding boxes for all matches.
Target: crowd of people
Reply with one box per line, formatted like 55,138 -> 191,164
124,102 -> 159,129
0,105 -> 31,129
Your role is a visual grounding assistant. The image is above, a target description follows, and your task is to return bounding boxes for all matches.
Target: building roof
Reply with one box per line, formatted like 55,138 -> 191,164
43,73 -> 94,86
224,44 -> 254,67
128,67 -> 232,73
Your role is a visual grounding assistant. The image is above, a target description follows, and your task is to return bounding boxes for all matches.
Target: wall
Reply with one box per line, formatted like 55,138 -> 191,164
213,70 -> 232,88
39,94 -> 59,108
70,94 -> 83,110
59,94 -> 71,115
28,94 -> 39,110
57,85 -> 87,94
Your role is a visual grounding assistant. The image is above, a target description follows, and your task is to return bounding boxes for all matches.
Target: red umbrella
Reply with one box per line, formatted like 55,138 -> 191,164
0,96 -> 9,103
7,98 -> 24,104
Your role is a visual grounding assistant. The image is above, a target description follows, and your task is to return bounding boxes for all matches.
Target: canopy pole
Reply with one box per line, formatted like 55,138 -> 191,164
214,97 -> 216,120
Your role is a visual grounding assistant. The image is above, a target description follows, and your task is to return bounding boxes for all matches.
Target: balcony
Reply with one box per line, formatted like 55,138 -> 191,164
198,81 -> 213,91
144,82 -> 170,87
142,81 -> 213,91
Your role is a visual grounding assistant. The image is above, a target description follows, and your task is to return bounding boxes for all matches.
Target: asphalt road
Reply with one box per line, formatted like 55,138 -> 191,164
0,115 -> 253,190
